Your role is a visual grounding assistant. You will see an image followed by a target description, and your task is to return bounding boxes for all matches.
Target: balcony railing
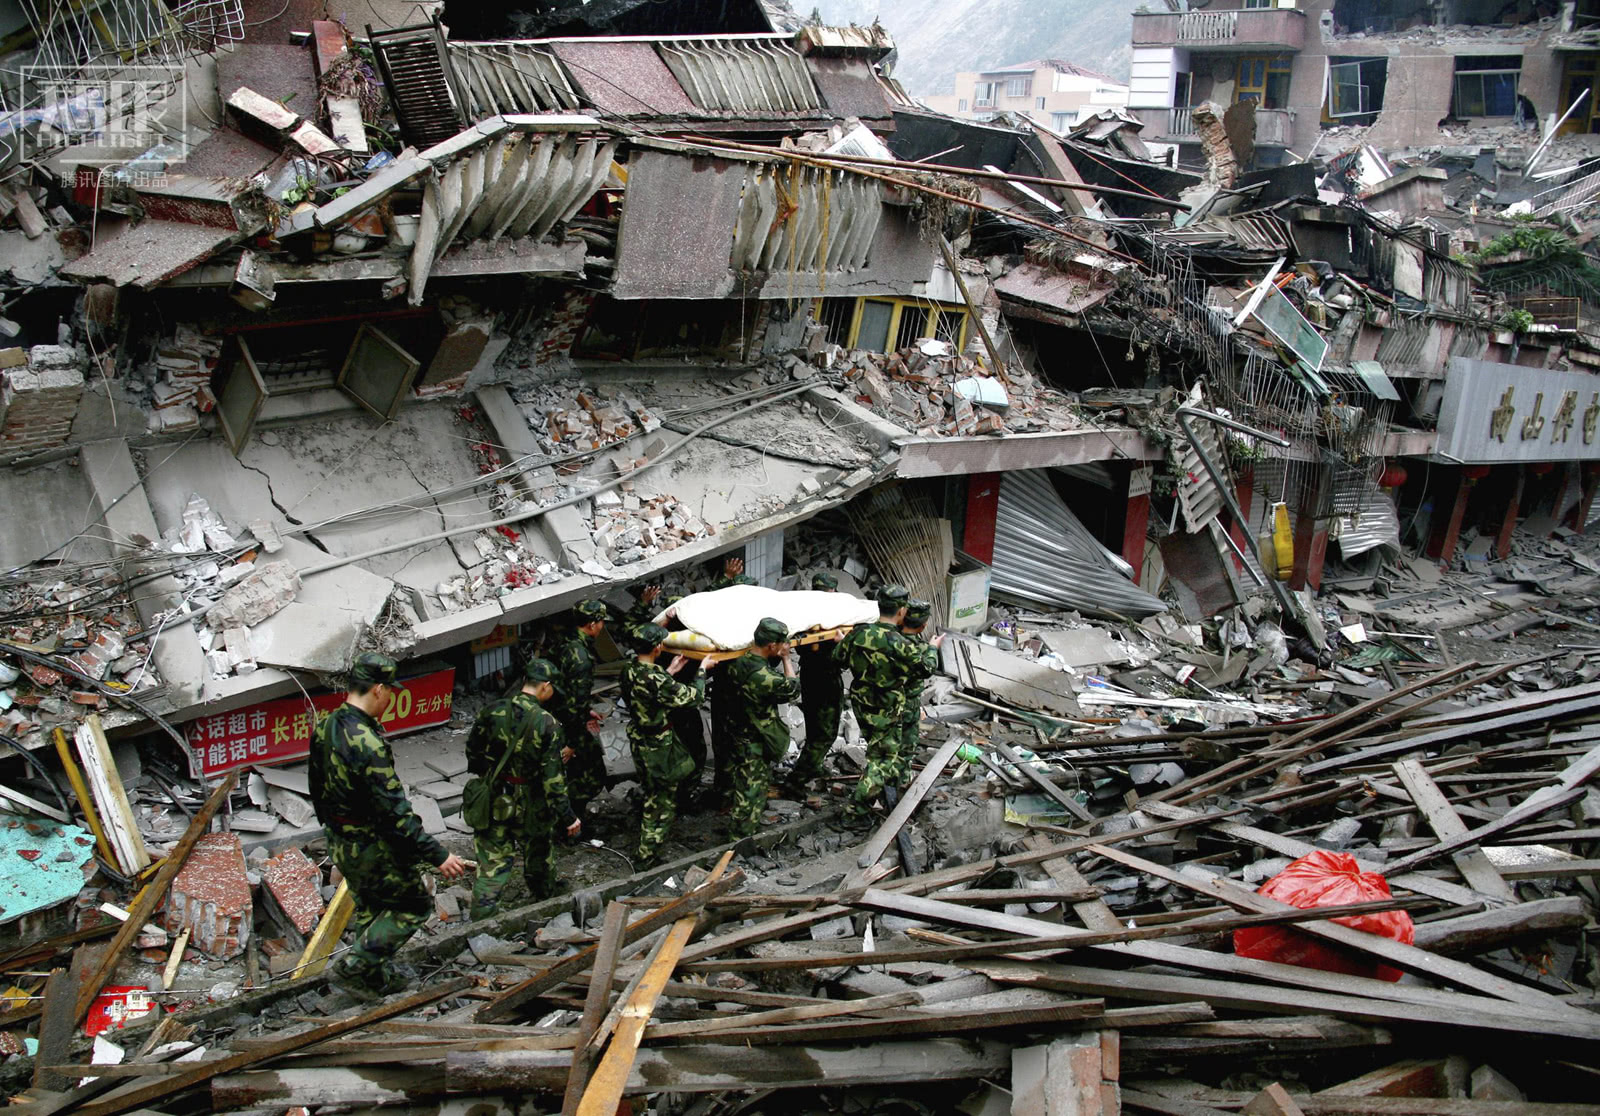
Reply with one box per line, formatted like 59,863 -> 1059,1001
1131,9 -> 1305,52
1177,10 -> 1237,41
1169,106 -> 1196,136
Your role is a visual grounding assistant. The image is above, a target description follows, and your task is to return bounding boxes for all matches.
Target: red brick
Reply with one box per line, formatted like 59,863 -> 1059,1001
165,832 -> 252,959
262,847 -> 324,938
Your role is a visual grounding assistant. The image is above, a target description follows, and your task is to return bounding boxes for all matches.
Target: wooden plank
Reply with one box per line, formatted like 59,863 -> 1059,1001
971,960 -> 1600,1039
54,726 -> 116,868
987,737 -> 1093,823
561,901 -> 627,1116
76,716 -> 149,874
1243,1084 -> 1307,1116
0,780 -> 72,823
644,988 -> 922,1039
1133,801 -> 1501,908
854,735 -> 966,873
448,1038 -> 1015,1095
1385,739 -> 1600,873
576,851 -> 735,1116
73,773 -> 238,1027
1411,897 -> 1587,954
60,979 -> 470,1116
31,971 -> 74,1094
1083,842 -> 1589,1020
293,880 -> 353,979
648,1000 -> 1106,1046
1392,759 -> 1516,901
478,865 -> 743,1022
1496,858 -> 1600,880
160,927 -> 189,991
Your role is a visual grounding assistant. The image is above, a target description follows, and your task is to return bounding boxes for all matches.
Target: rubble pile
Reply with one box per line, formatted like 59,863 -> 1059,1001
436,525 -> 571,608
145,326 -> 221,435
832,338 -> 1089,436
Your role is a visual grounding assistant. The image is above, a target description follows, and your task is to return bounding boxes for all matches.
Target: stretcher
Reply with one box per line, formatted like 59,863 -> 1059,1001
669,625 -> 854,662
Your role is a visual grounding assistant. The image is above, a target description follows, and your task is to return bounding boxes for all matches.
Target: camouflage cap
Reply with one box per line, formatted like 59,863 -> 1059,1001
524,656 -> 557,683
632,622 -> 670,651
731,574 -> 758,586
574,599 -> 609,623
350,651 -> 398,687
811,571 -> 839,591
904,599 -> 933,626
876,583 -> 911,611
753,617 -> 789,645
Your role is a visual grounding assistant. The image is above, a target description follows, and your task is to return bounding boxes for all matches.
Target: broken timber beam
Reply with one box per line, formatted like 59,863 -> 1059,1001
560,900 -> 627,1116
477,863 -> 744,1022
855,735 -> 966,872
73,772 -> 238,1026
1392,759 -> 1515,901
575,851 -> 735,1116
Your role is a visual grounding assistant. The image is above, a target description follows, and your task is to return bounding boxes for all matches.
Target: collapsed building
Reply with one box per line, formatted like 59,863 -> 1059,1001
1,0 -> 1600,1113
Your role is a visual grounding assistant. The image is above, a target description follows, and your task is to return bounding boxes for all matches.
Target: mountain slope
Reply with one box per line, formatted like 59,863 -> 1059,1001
808,0 -> 1142,98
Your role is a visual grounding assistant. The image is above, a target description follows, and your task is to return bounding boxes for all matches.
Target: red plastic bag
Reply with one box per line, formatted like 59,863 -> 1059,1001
1233,850 -> 1414,982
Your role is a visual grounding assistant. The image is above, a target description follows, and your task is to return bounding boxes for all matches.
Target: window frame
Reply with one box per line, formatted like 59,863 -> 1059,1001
1005,76 -> 1033,98
973,81 -> 998,107
1236,54 -> 1292,110
1452,56 -> 1521,117
819,297 -> 971,355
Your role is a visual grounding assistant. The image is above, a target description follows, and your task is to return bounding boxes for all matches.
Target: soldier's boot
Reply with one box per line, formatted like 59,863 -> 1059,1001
329,956 -> 386,1003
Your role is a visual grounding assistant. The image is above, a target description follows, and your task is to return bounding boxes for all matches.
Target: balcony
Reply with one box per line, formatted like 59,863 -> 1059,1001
1155,105 -> 1292,144
1131,8 -> 1306,53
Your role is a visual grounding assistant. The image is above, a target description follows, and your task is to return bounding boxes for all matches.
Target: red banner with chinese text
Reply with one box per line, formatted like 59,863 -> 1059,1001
184,668 -> 456,778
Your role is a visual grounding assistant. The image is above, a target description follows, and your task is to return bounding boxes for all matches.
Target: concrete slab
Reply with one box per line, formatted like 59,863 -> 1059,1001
249,538 -> 393,674
0,456 -> 108,569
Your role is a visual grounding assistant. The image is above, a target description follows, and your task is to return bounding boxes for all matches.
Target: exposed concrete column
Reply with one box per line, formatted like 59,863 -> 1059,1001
1289,465 -> 1331,592
1227,464 -> 1254,576
1493,465 -> 1525,560
1121,466 -> 1151,586
963,472 -> 1000,565
79,437 -> 207,711
1426,467 -> 1471,566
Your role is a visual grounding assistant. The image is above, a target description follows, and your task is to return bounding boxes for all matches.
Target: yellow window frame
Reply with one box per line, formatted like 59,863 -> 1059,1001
1236,55 -> 1291,105
817,297 -> 971,353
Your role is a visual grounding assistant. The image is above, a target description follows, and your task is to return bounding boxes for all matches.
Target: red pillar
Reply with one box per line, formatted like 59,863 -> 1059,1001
1289,467 -> 1331,592
1123,494 -> 1152,587
1228,465 -> 1255,574
1493,466 -> 1524,560
1426,468 -> 1471,565
963,472 -> 1000,564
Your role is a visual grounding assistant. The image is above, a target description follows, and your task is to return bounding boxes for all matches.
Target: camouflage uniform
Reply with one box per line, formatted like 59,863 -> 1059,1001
465,658 -> 574,919
705,572 -> 757,804
624,591 -> 705,798
838,587 -> 920,821
309,653 -> 445,996
892,600 -> 939,786
725,618 -> 802,837
548,601 -> 608,805
793,572 -> 843,783
621,623 -> 707,865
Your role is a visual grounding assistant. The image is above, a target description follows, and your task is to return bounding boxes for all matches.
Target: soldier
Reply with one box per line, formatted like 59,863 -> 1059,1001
621,622 -> 716,867
309,652 -> 467,1001
626,585 -> 707,805
465,657 -> 580,920
893,599 -> 941,787
836,585 -> 920,827
791,571 -> 844,786
706,561 -> 758,806
725,617 -> 802,837
548,600 -> 609,808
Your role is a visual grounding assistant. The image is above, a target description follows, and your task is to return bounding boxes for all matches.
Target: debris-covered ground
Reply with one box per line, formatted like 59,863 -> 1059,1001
4,518 -> 1600,1114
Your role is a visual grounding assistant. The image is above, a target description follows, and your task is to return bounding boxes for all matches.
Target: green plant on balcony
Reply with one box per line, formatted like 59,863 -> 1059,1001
1468,226 -> 1600,302
1499,308 -> 1535,335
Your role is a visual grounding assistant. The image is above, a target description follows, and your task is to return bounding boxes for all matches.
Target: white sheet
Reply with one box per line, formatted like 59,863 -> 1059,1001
656,585 -> 878,651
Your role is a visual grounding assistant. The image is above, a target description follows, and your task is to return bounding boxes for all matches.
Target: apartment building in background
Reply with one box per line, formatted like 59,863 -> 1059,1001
921,58 -> 1130,133
1125,0 -> 1587,168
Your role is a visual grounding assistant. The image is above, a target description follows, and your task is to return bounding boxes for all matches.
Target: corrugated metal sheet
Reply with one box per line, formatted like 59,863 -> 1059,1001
730,163 -> 880,274
1336,493 -> 1400,558
657,38 -> 821,112
448,42 -> 581,117
991,470 -> 1166,619
1171,419 -> 1225,533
